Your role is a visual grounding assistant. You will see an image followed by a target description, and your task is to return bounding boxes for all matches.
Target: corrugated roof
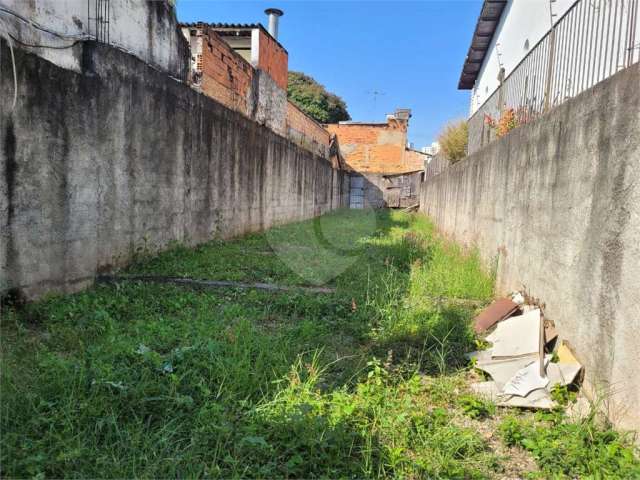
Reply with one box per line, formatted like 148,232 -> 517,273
179,21 -> 288,53
179,22 -> 261,29
458,0 -> 508,90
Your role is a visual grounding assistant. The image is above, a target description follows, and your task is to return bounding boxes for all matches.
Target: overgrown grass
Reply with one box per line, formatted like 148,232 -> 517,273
1,209 -> 637,478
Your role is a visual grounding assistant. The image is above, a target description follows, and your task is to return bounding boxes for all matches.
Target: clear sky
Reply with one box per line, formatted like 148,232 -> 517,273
176,0 -> 483,149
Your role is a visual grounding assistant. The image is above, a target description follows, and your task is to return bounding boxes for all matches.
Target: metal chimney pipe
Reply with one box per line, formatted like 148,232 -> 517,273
264,8 -> 284,39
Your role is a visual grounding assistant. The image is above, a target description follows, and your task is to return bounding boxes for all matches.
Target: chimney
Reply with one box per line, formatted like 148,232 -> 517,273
264,8 -> 284,40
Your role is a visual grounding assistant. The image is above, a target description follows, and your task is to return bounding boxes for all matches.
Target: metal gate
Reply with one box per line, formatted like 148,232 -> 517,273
349,175 -> 364,209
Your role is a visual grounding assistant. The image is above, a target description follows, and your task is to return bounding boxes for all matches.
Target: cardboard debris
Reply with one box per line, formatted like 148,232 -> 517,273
547,361 -> 582,388
558,341 -> 579,364
502,357 -> 550,397
471,381 -> 556,410
472,351 -> 540,388
473,298 -> 519,333
468,297 -> 583,410
490,308 -> 541,358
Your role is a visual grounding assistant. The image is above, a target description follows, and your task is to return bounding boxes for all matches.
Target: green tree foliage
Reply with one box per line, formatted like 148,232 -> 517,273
437,120 -> 468,163
287,71 -> 351,124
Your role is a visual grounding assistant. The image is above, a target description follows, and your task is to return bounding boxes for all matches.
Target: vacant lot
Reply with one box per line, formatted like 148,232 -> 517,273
2,209 -> 638,478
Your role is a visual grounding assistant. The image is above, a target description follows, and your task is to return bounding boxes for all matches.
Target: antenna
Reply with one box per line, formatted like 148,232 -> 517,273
366,90 -> 386,111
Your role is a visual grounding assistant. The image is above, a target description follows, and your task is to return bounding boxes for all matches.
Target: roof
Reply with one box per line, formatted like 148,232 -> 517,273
335,121 -> 388,126
458,0 -> 508,90
180,22 -> 260,29
179,21 -> 288,53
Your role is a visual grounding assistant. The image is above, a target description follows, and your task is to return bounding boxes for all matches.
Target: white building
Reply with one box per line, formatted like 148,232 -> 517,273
0,0 -> 187,76
460,0 -> 640,117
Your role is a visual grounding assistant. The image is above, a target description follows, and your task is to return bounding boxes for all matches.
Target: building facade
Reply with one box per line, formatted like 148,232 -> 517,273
460,0 -> 640,153
325,110 -> 429,208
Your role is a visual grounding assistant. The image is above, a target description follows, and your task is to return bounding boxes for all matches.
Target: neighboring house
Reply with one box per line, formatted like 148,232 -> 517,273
325,110 -> 429,209
0,0 -> 189,77
180,11 -> 331,157
460,0 -> 640,152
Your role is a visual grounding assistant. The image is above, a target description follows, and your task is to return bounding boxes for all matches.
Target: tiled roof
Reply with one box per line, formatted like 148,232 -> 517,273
458,0 -> 508,90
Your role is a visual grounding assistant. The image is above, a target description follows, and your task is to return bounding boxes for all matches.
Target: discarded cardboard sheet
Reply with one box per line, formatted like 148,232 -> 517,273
502,357 -> 550,397
547,362 -> 582,388
557,341 -> 579,364
474,298 -> 519,333
490,308 -> 541,358
471,350 -> 581,388
471,381 -> 556,410
471,350 -> 540,387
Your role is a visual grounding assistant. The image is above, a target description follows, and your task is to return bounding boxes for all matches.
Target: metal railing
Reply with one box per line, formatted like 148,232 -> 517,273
469,0 -> 640,153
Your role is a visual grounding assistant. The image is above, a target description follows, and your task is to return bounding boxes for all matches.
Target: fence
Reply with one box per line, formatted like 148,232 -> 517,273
469,0 -> 640,153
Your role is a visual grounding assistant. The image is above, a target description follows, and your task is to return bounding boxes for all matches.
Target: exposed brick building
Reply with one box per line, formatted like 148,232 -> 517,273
324,110 -> 426,174
180,18 -> 331,157
325,110 -> 429,208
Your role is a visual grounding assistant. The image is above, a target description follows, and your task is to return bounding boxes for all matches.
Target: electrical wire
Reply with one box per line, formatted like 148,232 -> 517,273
8,33 -> 80,50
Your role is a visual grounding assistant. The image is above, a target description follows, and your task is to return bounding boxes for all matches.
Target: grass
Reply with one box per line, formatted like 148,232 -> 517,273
1,209 -> 638,479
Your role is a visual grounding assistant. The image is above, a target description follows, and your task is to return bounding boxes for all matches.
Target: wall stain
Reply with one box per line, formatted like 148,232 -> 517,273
4,118 -> 17,224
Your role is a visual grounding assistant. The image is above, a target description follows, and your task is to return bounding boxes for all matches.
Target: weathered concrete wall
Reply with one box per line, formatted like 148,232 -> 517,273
253,69 -> 287,137
424,153 -> 450,180
0,40 -> 348,299
0,0 -> 188,77
420,63 -> 640,430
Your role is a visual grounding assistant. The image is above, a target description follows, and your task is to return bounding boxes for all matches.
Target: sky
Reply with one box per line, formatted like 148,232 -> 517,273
176,0 -> 483,148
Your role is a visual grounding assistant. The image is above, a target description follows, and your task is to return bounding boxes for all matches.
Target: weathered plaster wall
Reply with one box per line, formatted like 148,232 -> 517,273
0,0 -> 188,77
420,63 -> 640,431
0,41 -> 348,299
253,69 -> 287,137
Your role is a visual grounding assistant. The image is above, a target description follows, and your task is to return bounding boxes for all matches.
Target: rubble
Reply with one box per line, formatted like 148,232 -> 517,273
469,294 -> 582,409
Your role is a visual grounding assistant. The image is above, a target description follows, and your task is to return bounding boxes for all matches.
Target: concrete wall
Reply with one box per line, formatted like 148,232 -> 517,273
253,69 -> 287,136
0,40 -> 348,299
420,63 -> 640,430
424,153 -> 450,180
0,0 -> 189,77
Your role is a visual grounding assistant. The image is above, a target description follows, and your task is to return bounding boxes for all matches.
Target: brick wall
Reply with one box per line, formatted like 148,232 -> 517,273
258,29 -> 288,90
325,119 -> 422,174
201,29 -> 253,116
286,101 -> 331,157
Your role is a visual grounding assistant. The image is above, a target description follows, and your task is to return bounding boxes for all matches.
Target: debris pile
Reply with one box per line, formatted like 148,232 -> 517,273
467,293 -> 582,409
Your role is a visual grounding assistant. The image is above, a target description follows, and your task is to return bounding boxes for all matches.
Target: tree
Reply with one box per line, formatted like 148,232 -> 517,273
437,120 -> 468,163
287,71 -> 351,124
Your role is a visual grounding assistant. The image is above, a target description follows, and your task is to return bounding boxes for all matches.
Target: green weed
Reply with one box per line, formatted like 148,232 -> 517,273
1,209 -> 636,478
499,413 -> 640,479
